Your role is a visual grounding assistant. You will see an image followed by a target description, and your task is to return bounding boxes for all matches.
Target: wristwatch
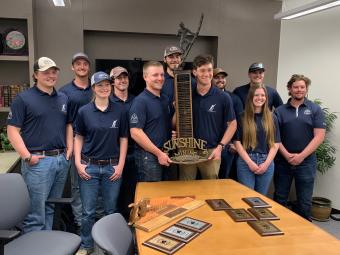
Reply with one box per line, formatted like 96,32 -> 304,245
218,142 -> 226,149
24,154 -> 32,163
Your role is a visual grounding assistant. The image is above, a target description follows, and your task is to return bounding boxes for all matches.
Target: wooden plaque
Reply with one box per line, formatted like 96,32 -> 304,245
206,199 -> 232,211
161,225 -> 199,243
247,220 -> 284,236
175,217 -> 212,233
248,208 -> 279,221
242,197 -> 271,208
225,208 -> 257,222
143,234 -> 185,254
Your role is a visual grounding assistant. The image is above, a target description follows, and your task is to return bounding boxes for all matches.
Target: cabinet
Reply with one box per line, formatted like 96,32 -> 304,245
0,16 -> 34,112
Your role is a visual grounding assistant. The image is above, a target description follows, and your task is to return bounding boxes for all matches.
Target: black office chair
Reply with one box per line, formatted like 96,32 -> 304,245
0,173 -> 81,255
91,213 -> 134,255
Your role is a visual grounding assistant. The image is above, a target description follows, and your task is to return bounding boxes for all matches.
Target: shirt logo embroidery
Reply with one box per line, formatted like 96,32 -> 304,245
130,113 -> 138,124
208,104 -> 216,112
304,109 -> 312,115
110,120 -> 118,128
61,104 -> 67,113
7,111 -> 12,120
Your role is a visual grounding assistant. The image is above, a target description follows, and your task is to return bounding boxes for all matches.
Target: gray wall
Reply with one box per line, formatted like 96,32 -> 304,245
30,0 -> 281,89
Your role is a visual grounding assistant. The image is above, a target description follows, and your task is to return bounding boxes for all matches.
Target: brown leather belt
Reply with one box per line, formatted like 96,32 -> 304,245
81,154 -> 118,165
31,149 -> 65,156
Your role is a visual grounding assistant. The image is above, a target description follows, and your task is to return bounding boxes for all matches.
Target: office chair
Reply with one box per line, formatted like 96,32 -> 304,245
92,213 -> 134,255
0,173 -> 81,255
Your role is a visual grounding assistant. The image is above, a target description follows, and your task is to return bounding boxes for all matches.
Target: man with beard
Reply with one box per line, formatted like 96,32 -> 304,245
161,45 -> 183,103
59,52 -> 92,230
233,62 -> 283,110
274,74 -> 325,221
213,68 -> 243,178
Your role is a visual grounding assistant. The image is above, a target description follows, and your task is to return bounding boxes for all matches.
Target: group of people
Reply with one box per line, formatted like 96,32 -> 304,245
6,45 -> 325,255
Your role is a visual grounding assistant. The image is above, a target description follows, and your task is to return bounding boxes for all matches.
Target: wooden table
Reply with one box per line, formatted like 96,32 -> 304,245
0,151 -> 20,174
135,179 -> 340,255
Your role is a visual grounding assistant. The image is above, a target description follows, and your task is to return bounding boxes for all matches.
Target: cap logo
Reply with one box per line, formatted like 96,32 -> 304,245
170,46 -> 178,51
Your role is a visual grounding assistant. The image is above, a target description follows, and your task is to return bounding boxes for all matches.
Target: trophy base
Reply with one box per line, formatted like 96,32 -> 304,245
170,155 -> 209,165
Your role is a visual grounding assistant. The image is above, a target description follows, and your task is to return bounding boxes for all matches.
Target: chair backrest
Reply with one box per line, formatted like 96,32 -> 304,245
0,173 -> 30,229
92,213 -> 134,255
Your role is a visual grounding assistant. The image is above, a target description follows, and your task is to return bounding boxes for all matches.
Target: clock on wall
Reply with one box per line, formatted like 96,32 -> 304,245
1,28 -> 28,56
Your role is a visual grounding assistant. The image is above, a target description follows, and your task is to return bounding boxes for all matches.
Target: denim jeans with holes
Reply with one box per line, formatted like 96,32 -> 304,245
21,153 -> 70,233
79,163 -> 122,249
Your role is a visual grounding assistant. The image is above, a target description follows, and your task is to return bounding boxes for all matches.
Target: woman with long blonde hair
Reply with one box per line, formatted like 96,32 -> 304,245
234,84 -> 280,195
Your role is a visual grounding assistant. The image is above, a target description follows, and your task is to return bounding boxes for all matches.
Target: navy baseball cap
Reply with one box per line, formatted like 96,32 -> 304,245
72,52 -> 90,64
91,71 -> 111,86
248,62 -> 265,73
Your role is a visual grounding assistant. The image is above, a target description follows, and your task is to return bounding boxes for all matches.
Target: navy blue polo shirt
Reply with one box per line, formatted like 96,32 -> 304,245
192,85 -> 235,148
7,86 -> 71,151
161,72 -> 197,102
233,83 -> 283,111
110,93 -> 135,153
235,112 -> 280,154
129,89 -> 174,148
75,101 -> 128,160
225,91 -> 243,116
59,80 -> 92,125
274,98 -> 325,154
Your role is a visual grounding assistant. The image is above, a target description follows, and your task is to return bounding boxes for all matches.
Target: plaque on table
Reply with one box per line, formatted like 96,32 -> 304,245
242,197 -> 271,208
248,208 -> 279,221
225,208 -> 257,222
247,220 -> 284,236
163,71 -> 209,164
175,216 -> 211,233
206,199 -> 232,211
143,234 -> 185,254
161,225 -> 199,243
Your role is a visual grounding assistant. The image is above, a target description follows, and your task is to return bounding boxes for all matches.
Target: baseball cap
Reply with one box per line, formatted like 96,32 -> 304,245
72,52 -> 90,64
91,71 -> 111,86
164,45 -> 183,57
248,62 -> 265,73
213,68 -> 228,77
33,57 -> 60,72
110,66 -> 129,79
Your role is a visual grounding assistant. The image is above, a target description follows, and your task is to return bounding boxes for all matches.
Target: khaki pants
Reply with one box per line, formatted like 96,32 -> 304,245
179,149 -> 221,180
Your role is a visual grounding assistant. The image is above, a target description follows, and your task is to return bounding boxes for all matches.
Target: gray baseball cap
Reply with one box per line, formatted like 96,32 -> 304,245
248,62 -> 265,73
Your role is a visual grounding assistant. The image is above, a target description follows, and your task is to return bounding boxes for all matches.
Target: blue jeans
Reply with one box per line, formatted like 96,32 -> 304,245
69,156 -> 82,226
135,149 -> 163,182
237,153 -> 274,195
219,145 -> 236,179
274,155 -> 316,220
79,163 -> 122,249
21,153 -> 70,233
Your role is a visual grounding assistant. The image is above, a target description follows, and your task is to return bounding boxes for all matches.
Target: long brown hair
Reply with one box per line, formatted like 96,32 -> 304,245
242,84 -> 275,150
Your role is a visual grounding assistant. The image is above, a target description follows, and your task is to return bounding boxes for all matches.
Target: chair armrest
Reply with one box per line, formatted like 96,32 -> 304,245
0,230 -> 20,242
46,197 -> 73,204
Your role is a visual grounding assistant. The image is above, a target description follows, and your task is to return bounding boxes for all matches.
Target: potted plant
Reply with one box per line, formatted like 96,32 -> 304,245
311,99 -> 337,221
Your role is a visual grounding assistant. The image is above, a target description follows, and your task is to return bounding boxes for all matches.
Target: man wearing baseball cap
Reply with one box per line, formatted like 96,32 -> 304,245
7,57 -> 73,233
161,45 -> 183,102
109,66 -> 136,218
213,68 -> 243,179
59,52 -> 92,230
233,62 -> 283,110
